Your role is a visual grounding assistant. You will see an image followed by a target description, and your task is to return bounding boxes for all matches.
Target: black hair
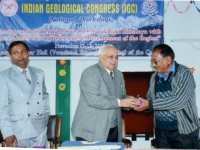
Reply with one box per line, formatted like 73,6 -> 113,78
153,44 -> 175,60
8,41 -> 29,54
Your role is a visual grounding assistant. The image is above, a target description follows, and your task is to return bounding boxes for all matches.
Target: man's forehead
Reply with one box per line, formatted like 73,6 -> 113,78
105,47 -> 117,53
104,53 -> 118,57
12,48 -> 27,51
152,50 -> 161,58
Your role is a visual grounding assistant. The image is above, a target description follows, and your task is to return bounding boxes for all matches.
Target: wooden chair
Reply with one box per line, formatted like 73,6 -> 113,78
122,119 -> 132,148
0,130 -> 5,147
47,115 -> 62,149
55,117 -> 62,148
199,118 -> 200,142
151,128 -> 156,148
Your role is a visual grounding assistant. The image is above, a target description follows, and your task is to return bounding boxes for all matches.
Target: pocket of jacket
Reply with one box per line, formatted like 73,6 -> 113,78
82,112 -> 97,133
10,114 -> 24,122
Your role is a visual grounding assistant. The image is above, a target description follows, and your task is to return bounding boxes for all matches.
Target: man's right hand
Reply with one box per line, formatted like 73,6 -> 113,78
119,96 -> 137,108
5,135 -> 18,147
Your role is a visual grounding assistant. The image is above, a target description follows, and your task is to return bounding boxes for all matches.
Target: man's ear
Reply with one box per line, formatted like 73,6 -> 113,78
166,56 -> 172,64
9,53 -> 12,59
99,54 -> 102,60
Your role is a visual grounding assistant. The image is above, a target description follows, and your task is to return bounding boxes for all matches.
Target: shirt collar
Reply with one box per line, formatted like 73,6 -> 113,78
14,65 -> 29,73
158,61 -> 175,80
105,68 -> 114,76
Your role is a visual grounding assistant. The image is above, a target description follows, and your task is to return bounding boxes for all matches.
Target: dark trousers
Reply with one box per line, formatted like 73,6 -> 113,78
155,128 -> 200,149
76,126 -> 118,142
76,137 -> 86,141
106,126 -> 118,142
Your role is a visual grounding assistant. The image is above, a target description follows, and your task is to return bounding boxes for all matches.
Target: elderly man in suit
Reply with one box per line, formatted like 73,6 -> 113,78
72,44 -> 135,142
0,41 -> 50,147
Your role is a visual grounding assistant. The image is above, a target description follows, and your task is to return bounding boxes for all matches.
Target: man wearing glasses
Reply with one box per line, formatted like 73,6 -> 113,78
133,44 -> 199,149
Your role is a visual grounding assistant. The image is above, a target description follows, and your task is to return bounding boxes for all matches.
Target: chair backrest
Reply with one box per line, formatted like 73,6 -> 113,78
56,117 -> 61,139
122,119 -> 132,148
122,119 -> 126,139
0,130 -> 5,147
47,115 -> 58,141
0,130 -> 4,143
47,115 -> 62,149
199,118 -> 200,140
55,117 -> 62,149
0,131 -> 3,143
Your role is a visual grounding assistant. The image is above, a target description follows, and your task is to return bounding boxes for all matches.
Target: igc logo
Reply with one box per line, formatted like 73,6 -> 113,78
0,0 -> 18,17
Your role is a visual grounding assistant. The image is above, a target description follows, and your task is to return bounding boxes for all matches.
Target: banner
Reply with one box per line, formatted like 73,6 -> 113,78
56,60 -> 70,142
0,0 -> 164,58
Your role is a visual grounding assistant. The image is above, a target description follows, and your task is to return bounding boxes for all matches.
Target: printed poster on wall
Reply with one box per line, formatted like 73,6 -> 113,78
0,0 -> 164,59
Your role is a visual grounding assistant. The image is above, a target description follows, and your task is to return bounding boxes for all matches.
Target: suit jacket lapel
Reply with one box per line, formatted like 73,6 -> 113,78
97,62 -> 112,95
113,70 -> 121,99
12,66 -> 30,92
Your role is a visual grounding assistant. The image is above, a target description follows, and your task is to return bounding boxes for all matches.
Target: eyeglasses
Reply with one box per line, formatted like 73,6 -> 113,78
151,57 -> 165,65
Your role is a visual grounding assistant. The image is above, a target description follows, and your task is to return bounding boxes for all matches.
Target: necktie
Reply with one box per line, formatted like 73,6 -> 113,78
22,70 -> 31,84
110,71 -> 113,79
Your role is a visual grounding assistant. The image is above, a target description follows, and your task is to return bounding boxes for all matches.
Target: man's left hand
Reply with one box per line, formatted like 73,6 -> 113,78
134,98 -> 149,111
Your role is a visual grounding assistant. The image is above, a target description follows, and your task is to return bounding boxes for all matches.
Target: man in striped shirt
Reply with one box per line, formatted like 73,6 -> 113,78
133,44 -> 199,149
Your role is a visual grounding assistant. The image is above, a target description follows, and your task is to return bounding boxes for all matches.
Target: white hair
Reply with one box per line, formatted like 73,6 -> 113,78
97,44 -> 116,56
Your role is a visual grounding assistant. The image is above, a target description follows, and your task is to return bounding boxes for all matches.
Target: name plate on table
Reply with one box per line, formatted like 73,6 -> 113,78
60,141 -> 123,150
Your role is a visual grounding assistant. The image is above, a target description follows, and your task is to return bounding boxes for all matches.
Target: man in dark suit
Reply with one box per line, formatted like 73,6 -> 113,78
0,41 -> 50,147
72,44 -> 135,142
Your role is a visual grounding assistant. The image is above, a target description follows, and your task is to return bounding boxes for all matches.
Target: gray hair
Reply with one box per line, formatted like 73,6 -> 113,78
97,44 -> 116,56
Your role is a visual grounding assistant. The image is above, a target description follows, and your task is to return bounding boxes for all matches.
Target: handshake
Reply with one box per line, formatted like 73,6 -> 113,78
133,95 -> 143,107
120,95 -> 149,111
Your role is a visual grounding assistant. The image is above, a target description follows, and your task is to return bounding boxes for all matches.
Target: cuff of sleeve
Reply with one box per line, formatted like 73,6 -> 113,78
148,99 -> 153,109
117,99 -> 120,107
2,129 -> 14,140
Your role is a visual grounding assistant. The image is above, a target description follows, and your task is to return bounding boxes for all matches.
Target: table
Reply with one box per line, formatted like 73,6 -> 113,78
60,141 -> 124,150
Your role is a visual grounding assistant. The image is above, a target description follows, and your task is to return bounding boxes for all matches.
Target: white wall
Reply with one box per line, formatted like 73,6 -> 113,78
0,1 -> 200,149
